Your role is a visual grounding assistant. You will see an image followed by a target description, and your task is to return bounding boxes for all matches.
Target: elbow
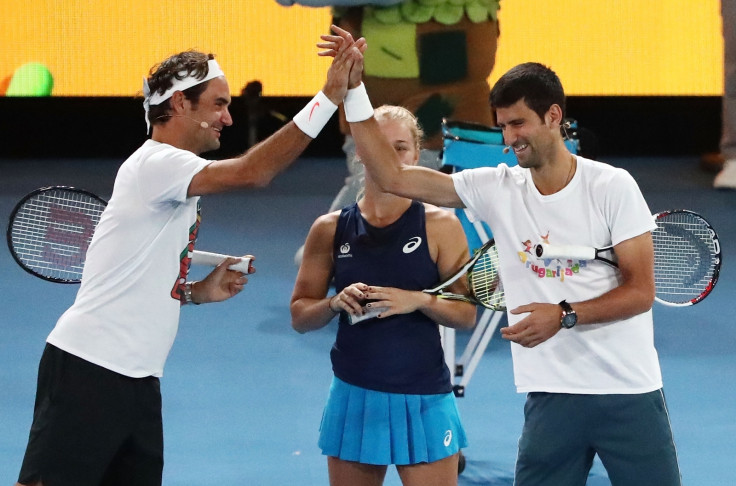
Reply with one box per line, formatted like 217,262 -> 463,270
291,322 -> 309,334
248,171 -> 275,188
458,308 -> 478,330
290,305 -> 307,333
291,316 -> 310,334
382,178 -> 401,195
230,163 -> 276,189
641,290 -> 656,313
369,165 -> 403,194
630,284 -> 655,315
443,305 -> 477,330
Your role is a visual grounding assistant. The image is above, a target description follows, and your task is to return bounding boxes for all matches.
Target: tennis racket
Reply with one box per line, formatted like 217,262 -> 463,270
349,238 -> 505,325
7,186 -> 253,283
534,209 -> 721,307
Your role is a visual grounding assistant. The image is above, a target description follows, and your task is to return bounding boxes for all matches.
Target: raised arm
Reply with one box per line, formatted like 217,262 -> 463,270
321,25 -> 465,208
188,35 -> 364,196
350,118 -> 465,208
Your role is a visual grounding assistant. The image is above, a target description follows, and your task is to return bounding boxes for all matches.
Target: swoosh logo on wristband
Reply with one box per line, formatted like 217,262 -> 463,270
309,101 -> 320,121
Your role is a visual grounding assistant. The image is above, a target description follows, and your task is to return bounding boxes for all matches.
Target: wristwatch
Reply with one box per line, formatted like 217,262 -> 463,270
559,300 -> 577,329
183,281 -> 200,305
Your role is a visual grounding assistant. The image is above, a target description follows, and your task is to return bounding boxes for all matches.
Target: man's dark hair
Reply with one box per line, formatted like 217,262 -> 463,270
146,50 -> 215,127
489,62 -> 566,121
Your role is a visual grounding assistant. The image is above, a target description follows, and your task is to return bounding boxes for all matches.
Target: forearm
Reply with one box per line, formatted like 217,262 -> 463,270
291,295 -> 339,334
570,282 -> 654,325
235,121 -> 314,186
190,90 -> 338,195
349,118 -> 403,192
350,119 -> 463,207
416,292 -> 477,329
205,122 -> 313,192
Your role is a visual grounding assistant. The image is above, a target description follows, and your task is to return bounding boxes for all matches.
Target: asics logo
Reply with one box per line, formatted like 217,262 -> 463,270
444,430 -> 452,447
403,236 -> 422,254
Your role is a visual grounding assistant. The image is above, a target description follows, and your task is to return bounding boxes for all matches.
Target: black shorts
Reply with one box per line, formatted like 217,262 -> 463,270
18,343 -> 163,486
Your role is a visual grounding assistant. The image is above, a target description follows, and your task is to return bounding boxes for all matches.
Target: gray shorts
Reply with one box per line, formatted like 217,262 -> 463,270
18,344 -> 163,486
515,390 -> 681,486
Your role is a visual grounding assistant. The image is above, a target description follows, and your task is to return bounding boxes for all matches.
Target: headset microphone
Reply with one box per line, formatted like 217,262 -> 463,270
156,114 -> 209,129
503,146 -> 511,154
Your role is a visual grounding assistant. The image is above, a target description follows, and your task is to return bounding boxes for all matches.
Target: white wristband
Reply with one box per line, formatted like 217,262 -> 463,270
293,91 -> 338,138
344,83 -> 374,123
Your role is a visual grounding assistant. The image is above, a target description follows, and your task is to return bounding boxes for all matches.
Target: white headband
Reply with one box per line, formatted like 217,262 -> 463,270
142,59 -> 225,133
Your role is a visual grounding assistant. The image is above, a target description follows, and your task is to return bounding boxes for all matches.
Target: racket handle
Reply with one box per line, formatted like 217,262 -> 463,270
535,243 -> 595,260
191,250 -> 252,273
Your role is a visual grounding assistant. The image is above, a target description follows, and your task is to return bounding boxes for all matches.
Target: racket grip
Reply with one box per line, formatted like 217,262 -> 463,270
535,243 -> 595,260
191,250 -> 252,273
348,306 -> 389,325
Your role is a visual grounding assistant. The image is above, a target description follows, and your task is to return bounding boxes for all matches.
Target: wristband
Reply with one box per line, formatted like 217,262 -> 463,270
293,91 -> 338,138
184,281 -> 200,305
343,83 -> 374,123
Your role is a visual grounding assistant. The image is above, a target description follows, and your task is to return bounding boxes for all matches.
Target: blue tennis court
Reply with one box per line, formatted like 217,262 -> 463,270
1,154 -> 734,485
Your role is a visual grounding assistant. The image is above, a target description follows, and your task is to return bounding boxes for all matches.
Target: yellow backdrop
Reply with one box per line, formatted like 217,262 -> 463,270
0,0 -> 723,96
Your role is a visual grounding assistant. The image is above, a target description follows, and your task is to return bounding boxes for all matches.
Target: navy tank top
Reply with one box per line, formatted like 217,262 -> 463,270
331,201 -> 452,395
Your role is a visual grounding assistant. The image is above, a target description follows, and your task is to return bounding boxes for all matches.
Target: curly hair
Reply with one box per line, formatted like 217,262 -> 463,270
146,50 -> 215,128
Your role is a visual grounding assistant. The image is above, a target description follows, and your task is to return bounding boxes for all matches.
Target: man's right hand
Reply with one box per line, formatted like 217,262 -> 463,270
319,24 -> 366,104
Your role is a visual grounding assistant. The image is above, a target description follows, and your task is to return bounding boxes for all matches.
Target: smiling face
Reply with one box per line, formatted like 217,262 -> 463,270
495,98 -> 560,170
185,76 -> 233,154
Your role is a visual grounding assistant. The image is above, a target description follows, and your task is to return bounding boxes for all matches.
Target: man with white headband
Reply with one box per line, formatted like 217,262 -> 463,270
15,42 -> 364,486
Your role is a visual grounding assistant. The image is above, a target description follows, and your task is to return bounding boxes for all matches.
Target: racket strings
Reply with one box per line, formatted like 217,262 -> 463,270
10,190 -> 105,281
653,213 -> 718,303
468,247 -> 504,309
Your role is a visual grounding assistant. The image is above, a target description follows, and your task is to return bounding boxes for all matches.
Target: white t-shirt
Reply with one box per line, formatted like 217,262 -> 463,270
47,140 -> 210,378
452,156 -> 662,394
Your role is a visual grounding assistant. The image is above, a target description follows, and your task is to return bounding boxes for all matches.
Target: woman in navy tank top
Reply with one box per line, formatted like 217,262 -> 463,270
291,106 -> 476,486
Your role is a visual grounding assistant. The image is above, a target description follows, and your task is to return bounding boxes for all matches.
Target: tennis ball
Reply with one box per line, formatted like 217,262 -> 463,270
6,62 -> 54,96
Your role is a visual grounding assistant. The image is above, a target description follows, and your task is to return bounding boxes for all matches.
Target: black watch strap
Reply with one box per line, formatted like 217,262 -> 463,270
559,299 -> 577,328
559,299 -> 573,313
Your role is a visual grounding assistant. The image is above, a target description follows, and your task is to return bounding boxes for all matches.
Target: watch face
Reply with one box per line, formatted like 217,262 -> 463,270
561,312 -> 577,329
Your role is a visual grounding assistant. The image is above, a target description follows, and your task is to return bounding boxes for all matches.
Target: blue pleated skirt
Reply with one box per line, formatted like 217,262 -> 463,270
318,376 -> 468,465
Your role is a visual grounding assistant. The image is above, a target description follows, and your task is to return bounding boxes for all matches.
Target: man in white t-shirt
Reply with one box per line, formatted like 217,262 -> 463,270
328,27 -> 681,485
16,42 -> 364,486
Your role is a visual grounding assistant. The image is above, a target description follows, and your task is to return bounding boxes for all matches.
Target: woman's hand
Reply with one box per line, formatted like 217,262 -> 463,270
362,285 -> 429,319
329,282 -> 370,317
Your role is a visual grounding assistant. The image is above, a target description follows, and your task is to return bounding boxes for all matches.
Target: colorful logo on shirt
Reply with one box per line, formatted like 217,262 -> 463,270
171,200 -> 202,303
518,232 -> 587,282
402,236 -> 422,254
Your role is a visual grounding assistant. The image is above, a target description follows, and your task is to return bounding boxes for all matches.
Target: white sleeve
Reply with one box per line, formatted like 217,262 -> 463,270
137,146 -> 211,204
606,169 -> 657,246
451,167 -> 503,223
